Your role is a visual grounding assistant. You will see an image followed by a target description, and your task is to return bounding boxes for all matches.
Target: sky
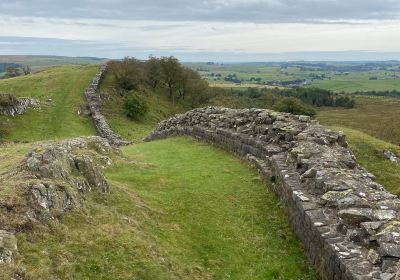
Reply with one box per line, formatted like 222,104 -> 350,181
0,0 -> 400,61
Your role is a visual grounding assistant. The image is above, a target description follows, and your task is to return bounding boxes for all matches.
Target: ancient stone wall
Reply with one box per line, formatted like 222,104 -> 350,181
145,107 -> 400,280
85,64 -> 131,146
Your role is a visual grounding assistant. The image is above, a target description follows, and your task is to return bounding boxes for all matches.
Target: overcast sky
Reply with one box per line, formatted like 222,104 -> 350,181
1,0 -> 400,61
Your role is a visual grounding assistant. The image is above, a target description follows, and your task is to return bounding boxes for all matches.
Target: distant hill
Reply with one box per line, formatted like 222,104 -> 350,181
0,55 -> 108,79
0,55 -> 107,67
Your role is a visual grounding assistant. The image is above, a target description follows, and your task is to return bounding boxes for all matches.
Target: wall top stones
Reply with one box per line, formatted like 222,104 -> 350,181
145,107 -> 400,280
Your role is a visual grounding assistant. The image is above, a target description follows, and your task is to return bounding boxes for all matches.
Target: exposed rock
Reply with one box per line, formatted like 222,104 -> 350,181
22,136 -> 114,193
0,93 -> 39,117
384,151 -> 400,165
0,230 -> 17,263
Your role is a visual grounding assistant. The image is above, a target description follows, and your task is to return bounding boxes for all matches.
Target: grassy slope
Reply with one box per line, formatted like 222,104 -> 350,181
0,65 -> 98,142
10,137 -> 316,280
98,74 -> 186,142
317,96 -> 400,145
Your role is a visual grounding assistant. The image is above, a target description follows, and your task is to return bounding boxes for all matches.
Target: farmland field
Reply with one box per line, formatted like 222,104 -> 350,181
186,62 -> 400,92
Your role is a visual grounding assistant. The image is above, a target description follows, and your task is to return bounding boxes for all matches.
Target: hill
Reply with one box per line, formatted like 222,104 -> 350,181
0,55 -> 107,67
0,64 -> 317,279
0,65 -> 98,142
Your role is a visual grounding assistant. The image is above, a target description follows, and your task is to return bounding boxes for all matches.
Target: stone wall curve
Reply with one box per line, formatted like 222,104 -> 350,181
145,107 -> 400,280
85,64 -> 131,146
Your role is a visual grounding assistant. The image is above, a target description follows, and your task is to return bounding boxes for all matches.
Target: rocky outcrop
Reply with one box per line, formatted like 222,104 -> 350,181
0,136 -> 117,263
0,230 -> 17,263
384,151 -> 400,165
85,65 -> 131,146
0,94 -> 39,117
145,107 -> 400,280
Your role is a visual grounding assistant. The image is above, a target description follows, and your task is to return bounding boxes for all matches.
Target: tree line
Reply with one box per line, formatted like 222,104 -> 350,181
108,56 -> 212,108
279,87 -> 355,108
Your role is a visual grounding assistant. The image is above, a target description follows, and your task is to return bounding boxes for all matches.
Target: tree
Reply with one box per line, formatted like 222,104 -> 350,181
145,56 -> 162,89
23,65 -> 31,75
124,93 -> 148,119
273,97 -> 316,117
5,67 -> 20,78
109,57 -> 144,92
160,56 -> 184,101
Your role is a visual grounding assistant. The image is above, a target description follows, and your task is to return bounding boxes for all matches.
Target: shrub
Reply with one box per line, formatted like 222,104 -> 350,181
124,93 -> 148,119
0,93 -> 18,107
0,120 -> 10,138
273,97 -> 316,117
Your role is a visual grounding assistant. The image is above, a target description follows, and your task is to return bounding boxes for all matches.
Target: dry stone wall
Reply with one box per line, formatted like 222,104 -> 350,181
145,107 -> 400,280
85,64 -> 131,146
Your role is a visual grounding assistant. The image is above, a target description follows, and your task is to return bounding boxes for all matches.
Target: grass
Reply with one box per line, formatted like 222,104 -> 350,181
317,96 -> 400,145
0,65 -> 98,142
98,74 -> 186,142
12,137 -> 316,280
187,63 -> 400,92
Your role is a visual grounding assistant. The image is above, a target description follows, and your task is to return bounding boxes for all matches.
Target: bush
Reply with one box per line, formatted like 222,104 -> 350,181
273,97 -> 316,117
0,120 -> 10,138
0,93 -> 18,107
124,93 -> 148,119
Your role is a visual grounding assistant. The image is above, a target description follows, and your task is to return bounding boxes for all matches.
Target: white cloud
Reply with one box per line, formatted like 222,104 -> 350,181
0,16 -> 399,56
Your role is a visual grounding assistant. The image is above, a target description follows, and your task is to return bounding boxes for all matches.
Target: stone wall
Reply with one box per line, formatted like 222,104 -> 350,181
85,64 -> 131,146
145,107 -> 400,280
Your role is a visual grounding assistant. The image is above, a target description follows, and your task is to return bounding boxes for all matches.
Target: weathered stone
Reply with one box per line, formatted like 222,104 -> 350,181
379,243 -> 400,258
339,208 -> 373,225
368,249 -> 381,265
0,93 -> 39,117
84,64 -> 131,146
0,230 -> 17,263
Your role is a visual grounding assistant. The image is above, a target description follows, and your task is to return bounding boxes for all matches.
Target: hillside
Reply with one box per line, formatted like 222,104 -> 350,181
1,63 -> 400,279
0,65 -> 317,279
0,65 -> 98,142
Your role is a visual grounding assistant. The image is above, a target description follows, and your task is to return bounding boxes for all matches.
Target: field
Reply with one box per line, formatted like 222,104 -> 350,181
186,62 -> 400,92
317,96 -> 400,145
0,65 -> 98,142
1,137 -> 316,280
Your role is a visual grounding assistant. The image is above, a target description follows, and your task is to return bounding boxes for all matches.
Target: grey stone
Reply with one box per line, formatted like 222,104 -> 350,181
0,230 -> 17,263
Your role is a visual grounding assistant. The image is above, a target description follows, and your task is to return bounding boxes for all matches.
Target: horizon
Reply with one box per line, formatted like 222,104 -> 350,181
1,1 -> 400,61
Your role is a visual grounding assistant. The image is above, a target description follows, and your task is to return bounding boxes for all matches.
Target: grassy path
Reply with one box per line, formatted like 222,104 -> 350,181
15,137 -> 316,280
0,65 -> 98,142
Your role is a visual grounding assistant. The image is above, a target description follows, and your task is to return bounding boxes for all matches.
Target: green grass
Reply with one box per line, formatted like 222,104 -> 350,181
317,96 -> 400,145
0,65 -> 98,142
14,137 -> 316,280
98,74 -> 186,142
327,127 -> 400,195
186,63 -> 400,92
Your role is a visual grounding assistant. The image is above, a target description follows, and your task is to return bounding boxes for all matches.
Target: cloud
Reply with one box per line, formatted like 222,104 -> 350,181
0,0 -> 399,23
